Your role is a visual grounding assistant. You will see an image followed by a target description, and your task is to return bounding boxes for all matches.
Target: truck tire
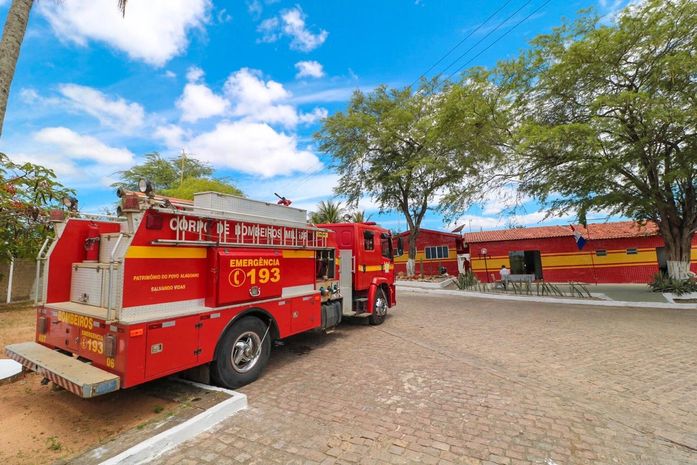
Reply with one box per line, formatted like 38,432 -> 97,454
211,317 -> 271,389
369,288 -> 388,325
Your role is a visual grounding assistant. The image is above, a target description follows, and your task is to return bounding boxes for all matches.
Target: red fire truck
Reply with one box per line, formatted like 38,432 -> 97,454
5,187 -> 399,397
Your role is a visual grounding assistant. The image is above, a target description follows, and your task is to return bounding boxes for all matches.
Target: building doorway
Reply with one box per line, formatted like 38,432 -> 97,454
509,250 -> 544,279
656,247 -> 668,275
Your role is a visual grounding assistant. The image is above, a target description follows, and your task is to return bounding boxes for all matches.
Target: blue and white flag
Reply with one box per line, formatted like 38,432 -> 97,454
570,225 -> 587,250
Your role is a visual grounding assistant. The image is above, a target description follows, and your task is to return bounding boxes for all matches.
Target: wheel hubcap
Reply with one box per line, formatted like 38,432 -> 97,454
231,331 -> 261,373
375,297 -> 387,317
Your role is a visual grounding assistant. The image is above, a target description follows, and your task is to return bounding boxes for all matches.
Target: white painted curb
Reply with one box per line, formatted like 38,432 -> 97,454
397,285 -> 697,310
98,380 -> 247,465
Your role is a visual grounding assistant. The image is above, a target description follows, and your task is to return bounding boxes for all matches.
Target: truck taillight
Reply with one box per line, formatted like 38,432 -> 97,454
104,334 -> 117,357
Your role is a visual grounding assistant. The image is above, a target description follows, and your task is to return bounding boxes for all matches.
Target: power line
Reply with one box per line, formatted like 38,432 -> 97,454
409,0 -> 516,88
436,0 -> 535,79
444,0 -> 553,82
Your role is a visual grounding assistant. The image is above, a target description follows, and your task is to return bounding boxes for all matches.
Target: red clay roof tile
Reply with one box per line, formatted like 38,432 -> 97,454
461,221 -> 659,243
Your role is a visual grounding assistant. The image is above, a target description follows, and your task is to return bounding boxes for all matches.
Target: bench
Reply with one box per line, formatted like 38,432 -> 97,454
494,273 -> 535,290
504,274 -> 535,284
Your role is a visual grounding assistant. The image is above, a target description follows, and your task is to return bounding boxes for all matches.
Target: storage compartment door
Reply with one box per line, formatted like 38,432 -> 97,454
145,315 -> 199,379
339,250 -> 353,313
71,264 -> 105,307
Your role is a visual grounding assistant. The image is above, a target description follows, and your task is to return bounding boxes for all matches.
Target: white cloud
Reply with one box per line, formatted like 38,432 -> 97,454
289,85 -> 372,105
281,7 -> 328,52
177,83 -> 229,123
223,68 -> 300,127
239,173 -> 339,207
258,17 -> 281,42
453,210 -> 575,233
5,127 -> 137,188
176,66 -> 229,123
164,70 -> 177,79
224,68 -> 289,107
480,186 -> 530,215
216,8 -> 232,24
34,127 -> 135,166
248,0 -> 263,18
186,66 -> 205,82
298,107 -> 328,125
295,60 -> 325,79
19,88 -> 39,103
155,124 -> 187,148
58,84 -> 145,133
38,0 -> 211,66
258,6 -> 328,52
184,121 -> 322,177
221,68 -> 328,128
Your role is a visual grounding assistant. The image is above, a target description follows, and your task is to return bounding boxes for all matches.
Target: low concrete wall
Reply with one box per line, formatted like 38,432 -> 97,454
0,258 -> 36,302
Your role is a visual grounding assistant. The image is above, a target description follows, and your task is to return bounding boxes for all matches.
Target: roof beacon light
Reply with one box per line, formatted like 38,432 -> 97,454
62,196 -> 78,212
138,179 -> 154,197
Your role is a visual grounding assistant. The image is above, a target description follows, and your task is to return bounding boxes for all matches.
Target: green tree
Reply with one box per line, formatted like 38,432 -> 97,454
310,200 -> 343,224
503,0 -> 697,279
349,210 -> 372,223
0,1 -> 128,137
161,177 -> 243,200
316,80 -> 498,275
115,152 -> 214,191
0,152 -> 73,258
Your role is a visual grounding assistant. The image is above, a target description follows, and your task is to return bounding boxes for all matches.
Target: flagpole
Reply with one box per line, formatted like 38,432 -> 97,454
587,225 -> 598,285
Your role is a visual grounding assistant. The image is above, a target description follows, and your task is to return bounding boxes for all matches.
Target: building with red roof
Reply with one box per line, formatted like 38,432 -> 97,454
393,228 -> 466,276
461,220 -> 696,284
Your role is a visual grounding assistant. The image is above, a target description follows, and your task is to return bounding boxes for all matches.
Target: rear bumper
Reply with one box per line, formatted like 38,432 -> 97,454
5,342 -> 120,398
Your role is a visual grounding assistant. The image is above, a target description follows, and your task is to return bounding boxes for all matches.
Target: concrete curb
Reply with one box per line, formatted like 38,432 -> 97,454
98,380 -> 247,465
397,284 -> 697,310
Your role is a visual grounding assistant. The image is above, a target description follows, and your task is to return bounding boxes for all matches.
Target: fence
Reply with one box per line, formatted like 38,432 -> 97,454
0,258 -> 36,303
457,273 -> 593,299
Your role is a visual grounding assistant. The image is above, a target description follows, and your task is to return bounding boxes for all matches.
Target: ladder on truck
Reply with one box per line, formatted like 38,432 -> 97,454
151,198 -> 331,250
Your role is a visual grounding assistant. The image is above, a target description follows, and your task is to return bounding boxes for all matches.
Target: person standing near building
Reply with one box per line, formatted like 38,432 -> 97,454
499,265 -> 511,289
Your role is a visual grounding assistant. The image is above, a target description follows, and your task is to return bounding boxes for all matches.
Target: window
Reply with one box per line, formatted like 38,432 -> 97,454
626,248 -> 638,255
380,233 -> 392,259
596,249 -> 607,257
363,230 -> 374,251
425,245 -> 449,260
315,249 -> 335,279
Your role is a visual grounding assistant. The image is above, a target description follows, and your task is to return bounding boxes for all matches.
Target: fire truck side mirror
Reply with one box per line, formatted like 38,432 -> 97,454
396,237 -> 404,256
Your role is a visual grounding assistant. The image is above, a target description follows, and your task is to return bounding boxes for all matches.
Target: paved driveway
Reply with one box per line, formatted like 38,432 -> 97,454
155,291 -> 697,465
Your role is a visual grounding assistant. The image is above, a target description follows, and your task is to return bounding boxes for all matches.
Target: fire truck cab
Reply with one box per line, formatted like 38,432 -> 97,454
5,190 -> 397,397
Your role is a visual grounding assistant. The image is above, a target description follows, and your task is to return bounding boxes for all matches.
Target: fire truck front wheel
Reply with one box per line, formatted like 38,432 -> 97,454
211,317 -> 271,388
369,288 -> 388,325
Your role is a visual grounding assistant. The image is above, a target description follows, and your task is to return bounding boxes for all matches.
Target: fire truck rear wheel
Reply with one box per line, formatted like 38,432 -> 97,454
211,317 -> 271,389
369,288 -> 388,326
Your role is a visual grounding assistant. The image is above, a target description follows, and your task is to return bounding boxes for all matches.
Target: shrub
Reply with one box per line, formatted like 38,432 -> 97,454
457,271 -> 479,289
648,272 -> 697,295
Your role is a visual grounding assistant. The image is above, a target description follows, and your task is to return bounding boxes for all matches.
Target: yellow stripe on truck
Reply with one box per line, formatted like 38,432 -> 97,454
362,264 -> 394,272
125,246 -> 207,259
281,250 -> 315,259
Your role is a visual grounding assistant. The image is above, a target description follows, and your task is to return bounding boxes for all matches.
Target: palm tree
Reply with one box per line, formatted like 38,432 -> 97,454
0,1 -> 127,137
350,210 -> 373,223
310,200 -> 344,224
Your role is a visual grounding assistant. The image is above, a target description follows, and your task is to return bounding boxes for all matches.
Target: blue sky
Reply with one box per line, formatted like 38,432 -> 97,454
0,0 -> 634,232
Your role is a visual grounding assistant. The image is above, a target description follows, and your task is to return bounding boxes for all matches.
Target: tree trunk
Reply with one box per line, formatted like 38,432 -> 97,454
406,228 -> 419,277
0,0 -> 33,138
661,224 -> 694,280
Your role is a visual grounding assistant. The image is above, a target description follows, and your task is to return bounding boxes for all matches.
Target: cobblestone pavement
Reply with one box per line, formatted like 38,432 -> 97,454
154,292 -> 697,465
